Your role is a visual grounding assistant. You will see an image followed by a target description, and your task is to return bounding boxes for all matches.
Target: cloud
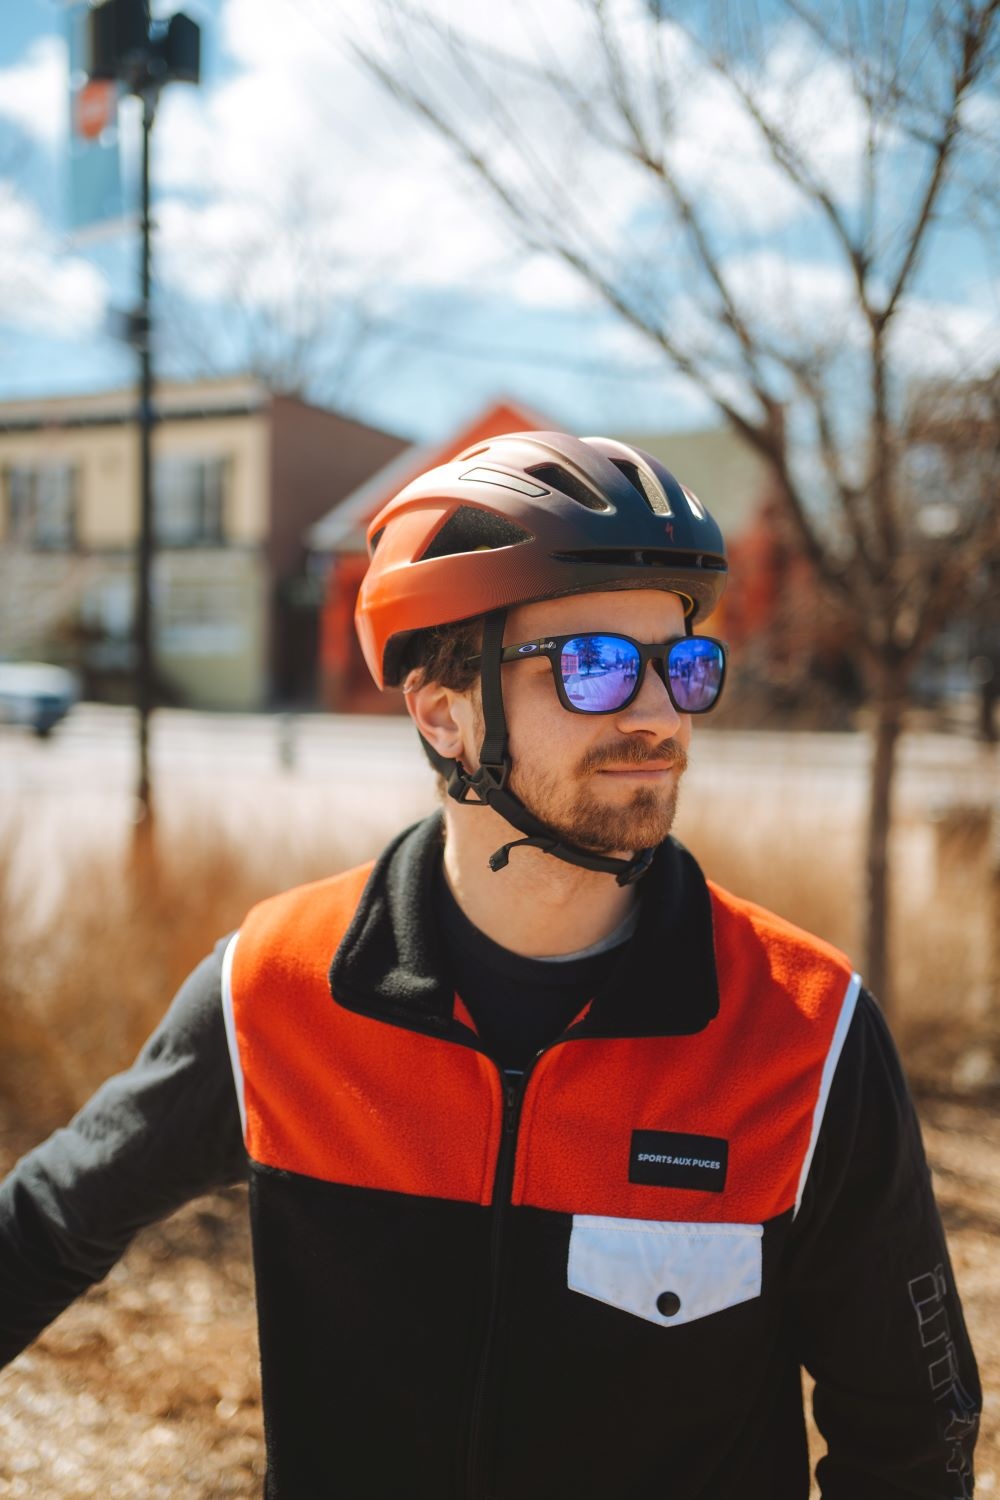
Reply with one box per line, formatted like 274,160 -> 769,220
721,250 -> 865,342
154,0 -> 520,302
0,183 -> 105,335
890,296 -> 1000,381
0,35 -> 67,148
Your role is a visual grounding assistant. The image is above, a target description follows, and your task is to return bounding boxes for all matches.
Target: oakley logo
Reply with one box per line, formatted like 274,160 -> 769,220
629,1130 -> 729,1192
517,643 -> 539,654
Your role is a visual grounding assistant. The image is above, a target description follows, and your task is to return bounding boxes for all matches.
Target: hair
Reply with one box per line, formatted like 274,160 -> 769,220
400,616 -> 484,692
400,617 -> 485,797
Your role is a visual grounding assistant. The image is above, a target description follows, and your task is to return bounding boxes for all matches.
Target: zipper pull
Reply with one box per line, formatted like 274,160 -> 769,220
502,1072 -> 522,1133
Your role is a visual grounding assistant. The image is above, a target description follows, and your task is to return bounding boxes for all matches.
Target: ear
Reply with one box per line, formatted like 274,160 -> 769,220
403,672 -> 476,764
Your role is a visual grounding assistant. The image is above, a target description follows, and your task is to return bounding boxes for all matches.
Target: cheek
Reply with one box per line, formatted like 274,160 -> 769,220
505,670 -> 580,760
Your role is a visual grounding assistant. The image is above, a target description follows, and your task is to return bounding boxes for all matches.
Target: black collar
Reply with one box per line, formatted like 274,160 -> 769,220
329,813 -> 719,1042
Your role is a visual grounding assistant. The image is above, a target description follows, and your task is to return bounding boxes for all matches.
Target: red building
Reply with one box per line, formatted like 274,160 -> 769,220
309,398 -> 555,712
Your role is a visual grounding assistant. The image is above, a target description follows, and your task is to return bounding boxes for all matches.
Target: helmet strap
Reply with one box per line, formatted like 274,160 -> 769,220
421,607 -> 655,887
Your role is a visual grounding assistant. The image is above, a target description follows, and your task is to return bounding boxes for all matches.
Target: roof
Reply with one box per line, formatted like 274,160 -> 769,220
307,395 -> 557,553
0,375 -> 270,432
0,376 -> 404,445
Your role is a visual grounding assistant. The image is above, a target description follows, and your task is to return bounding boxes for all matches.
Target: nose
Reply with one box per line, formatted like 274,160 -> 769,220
614,658 -> 684,740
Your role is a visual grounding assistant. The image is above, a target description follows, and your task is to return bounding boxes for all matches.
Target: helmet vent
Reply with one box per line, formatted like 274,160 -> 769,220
525,463 -> 612,512
460,465 -> 547,497
421,505 -> 533,560
609,458 -> 671,516
681,484 -> 706,519
369,526 -> 386,554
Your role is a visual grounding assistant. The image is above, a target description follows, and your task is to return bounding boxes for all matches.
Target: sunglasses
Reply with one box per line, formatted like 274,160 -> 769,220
469,632 -> 728,715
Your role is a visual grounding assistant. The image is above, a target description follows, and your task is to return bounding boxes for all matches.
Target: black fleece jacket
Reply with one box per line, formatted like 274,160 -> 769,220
0,829 -> 981,1498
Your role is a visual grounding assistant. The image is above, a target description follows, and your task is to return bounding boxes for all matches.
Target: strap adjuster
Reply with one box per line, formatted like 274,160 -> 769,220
447,756 -> 511,804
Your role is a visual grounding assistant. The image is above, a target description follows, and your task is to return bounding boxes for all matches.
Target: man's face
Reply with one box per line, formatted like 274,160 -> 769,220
483,589 -> 692,856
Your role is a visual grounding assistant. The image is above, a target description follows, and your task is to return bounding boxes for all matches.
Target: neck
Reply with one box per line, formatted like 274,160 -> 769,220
441,800 -> 638,958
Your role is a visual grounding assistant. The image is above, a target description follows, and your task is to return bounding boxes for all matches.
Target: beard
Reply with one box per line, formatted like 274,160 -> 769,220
509,736 -> 688,854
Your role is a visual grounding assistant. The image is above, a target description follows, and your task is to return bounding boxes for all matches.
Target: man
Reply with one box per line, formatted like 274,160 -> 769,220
0,433 -> 980,1497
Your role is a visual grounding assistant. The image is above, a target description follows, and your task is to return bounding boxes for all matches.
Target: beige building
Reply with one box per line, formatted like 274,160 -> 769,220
0,377 -> 405,709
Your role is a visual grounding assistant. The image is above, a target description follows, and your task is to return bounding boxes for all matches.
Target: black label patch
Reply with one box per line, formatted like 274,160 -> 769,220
629,1130 -> 728,1192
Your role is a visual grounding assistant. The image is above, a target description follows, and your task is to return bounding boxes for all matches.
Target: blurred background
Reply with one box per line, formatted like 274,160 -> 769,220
0,1 -> 997,1494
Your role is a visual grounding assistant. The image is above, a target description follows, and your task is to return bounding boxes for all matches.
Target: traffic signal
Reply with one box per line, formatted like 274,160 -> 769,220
163,14 -> 201,84
84,0 -> 200,91
85,0 -> 151,84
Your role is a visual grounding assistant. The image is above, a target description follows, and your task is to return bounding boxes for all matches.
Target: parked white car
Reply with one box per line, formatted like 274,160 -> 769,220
0,662 -> 80,736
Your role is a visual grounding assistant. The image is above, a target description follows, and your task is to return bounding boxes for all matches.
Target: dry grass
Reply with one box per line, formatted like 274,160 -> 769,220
675,788 -> 1000,1087
0,803 -> 361,1134
0,779 -> 997,1496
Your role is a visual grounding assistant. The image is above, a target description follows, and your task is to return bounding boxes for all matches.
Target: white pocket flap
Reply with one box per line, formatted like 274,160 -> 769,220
568,1216 -> 763,1329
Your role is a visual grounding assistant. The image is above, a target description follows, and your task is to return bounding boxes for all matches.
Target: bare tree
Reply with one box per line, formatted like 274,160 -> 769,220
350,0 -> 1000,1007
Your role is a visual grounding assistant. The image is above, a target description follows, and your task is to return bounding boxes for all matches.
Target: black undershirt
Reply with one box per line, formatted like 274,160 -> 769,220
435,868 -> 631,1073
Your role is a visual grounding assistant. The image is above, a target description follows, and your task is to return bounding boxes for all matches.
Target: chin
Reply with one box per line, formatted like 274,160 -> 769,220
553,787 -> 680,856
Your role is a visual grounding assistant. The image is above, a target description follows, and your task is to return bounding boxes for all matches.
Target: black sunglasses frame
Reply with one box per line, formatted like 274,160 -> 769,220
468,632 -> 728,716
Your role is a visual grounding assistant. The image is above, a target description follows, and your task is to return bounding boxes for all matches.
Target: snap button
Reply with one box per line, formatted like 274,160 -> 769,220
656,1290 -> 681,1318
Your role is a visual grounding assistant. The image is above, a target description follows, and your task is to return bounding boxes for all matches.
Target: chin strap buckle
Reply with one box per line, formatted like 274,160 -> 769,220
447,756 -> 511,805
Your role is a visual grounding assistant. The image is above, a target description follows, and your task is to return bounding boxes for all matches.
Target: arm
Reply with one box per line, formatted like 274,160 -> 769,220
0,939 -> 245,1367
788,989 -> 980,1498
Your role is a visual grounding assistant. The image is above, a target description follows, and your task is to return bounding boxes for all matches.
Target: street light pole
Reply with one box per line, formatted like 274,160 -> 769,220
135,85 -> 156,831
83,1 -> 201,850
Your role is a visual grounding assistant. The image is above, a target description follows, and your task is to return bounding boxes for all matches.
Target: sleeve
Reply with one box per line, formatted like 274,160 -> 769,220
787,988 -> 981,1499
0,937 -> 246,1368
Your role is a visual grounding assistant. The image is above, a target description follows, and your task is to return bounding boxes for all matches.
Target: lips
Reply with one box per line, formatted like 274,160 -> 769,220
595,755 -> 681,773
598,764 -> 676,774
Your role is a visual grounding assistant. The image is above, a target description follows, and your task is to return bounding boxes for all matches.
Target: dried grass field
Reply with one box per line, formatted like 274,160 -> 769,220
0,713 -> 997,1496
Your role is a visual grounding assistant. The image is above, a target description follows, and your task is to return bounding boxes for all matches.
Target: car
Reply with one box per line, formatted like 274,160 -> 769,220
0,662 -> 80,737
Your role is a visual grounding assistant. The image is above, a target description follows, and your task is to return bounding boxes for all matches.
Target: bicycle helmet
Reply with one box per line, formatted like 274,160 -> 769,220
355,431 -> 728,883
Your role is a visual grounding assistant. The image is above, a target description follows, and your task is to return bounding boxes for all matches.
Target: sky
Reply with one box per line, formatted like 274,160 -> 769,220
0,0 -> 997,447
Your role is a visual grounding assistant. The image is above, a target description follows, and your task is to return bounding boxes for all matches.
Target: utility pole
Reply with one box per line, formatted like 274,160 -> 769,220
84,0 -> 201,845
136,86 -> 154,822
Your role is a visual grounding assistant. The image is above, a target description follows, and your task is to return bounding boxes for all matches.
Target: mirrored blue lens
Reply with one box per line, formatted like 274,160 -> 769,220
560,635 -> 640,712
667,637 -> 724,711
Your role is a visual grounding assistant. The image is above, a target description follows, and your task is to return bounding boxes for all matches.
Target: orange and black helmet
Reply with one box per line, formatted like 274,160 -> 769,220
356,431 -> 727,689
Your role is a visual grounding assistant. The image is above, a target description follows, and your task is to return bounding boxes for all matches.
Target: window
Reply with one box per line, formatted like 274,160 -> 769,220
153,456 -> 227,546
5,465 -> 77,550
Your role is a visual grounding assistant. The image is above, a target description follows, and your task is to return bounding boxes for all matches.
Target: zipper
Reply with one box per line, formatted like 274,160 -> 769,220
462,1012 -> 592,1497
463,1060 -> 530,1500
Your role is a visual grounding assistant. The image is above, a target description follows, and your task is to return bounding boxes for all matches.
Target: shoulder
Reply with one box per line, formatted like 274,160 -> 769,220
706,879 -> 856,1014
234,860 -> 377,981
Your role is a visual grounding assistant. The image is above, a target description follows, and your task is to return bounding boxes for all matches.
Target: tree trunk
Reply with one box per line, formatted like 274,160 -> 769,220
864,662 -> 905,1011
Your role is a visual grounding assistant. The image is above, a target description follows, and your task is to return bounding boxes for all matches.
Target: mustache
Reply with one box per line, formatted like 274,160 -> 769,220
578,738 -> 689,776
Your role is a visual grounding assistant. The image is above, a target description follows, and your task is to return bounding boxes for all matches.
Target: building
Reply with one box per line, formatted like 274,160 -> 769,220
0,377 -> 406,709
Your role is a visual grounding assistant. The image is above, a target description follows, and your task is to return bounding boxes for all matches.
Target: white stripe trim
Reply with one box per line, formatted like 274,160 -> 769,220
221,930 -> 248,1140
793,971 -> 862,1217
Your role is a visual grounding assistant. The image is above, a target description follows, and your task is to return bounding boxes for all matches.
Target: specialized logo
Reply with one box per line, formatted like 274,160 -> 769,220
629,1129 -> 728,1192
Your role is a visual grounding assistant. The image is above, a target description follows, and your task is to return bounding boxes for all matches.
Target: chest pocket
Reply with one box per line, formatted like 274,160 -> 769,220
567,1215 -> 763,1329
